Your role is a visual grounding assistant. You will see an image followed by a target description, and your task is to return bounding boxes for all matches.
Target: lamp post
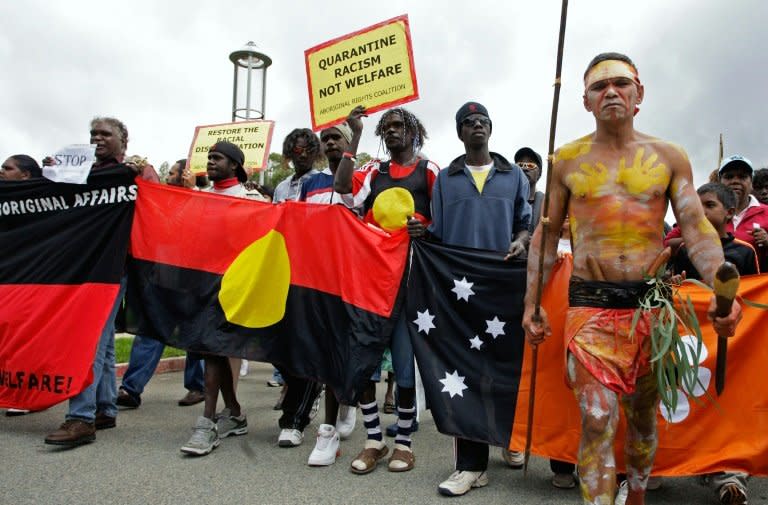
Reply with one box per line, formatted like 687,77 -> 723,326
229,41 -> 272,183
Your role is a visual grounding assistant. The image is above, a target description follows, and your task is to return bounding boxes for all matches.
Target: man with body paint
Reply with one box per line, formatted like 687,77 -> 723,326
522,53 -> 743,505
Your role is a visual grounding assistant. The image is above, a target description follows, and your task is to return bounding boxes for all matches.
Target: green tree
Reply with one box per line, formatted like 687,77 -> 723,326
356,152 -> 372,168
157,161 -> 170,182
259,151 -> 374,189
262,152 -> 291,189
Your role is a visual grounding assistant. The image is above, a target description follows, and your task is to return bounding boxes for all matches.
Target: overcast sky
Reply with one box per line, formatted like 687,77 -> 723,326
2,0 -> 765,191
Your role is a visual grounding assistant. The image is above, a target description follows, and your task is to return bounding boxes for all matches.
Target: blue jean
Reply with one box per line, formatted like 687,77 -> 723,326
371,310 -> 414,388
121,336 -> 204,397
67,278 -> 126,422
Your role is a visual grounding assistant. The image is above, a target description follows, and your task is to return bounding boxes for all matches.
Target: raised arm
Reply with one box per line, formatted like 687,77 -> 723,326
333,106 -> 366,194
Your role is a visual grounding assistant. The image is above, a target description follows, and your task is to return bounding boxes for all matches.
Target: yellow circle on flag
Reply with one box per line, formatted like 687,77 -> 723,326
219,230 -> 290,328
372,187 -> 415,232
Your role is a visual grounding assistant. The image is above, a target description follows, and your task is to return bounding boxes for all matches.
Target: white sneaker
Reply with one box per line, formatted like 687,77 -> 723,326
239,360 -> 249,377
437,470 -> 488,497
335,404 -> 357,439
615,480 -> 629,505
307,424 -> 340,466
180,416 -> 220,456
278,428 -> 304,447
500,448 -> 524,468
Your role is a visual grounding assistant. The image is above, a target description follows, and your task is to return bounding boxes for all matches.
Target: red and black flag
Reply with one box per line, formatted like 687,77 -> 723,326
127,180 -> 409,403
407,239 -> 526,447
0,166 -> 136,410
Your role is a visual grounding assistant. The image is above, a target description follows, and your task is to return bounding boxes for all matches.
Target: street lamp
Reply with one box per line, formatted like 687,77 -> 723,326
229,41 -> 272,182
230,41 -> 272,121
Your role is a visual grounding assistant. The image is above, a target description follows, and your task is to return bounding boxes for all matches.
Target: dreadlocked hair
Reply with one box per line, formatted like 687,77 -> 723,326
282,128 -> 321,163
374,108 -> 428,154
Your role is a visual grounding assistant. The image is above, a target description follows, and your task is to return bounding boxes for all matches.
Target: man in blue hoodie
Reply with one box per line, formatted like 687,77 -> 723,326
429,102 -> 531,496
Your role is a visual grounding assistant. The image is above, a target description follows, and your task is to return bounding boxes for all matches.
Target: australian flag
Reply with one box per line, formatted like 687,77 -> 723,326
408,239 -> 527,447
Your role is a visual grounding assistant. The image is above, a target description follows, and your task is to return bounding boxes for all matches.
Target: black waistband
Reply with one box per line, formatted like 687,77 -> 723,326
568,276 -> 652,309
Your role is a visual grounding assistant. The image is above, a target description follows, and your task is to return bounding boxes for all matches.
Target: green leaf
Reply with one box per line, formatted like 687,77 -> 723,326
629,309 -> 642,341
682,278 -> 713,291
741,297 -> 768,310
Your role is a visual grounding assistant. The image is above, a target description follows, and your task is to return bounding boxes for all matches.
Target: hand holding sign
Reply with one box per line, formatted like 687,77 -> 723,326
42,144 -> 97,184
305,15 -> 419,131
347,105 -> 367,138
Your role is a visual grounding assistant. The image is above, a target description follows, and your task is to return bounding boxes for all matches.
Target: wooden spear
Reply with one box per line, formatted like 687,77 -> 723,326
523,0 -> 569,475
718,133 -> 724,166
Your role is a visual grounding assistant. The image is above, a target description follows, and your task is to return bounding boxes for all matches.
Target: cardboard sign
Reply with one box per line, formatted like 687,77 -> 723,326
305,14 -> 419,131
43,144 -> 97,184
187,120 -> 275,176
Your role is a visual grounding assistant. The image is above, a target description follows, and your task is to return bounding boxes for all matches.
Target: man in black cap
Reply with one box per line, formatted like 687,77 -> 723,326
505,146 -> 578,489
180,141 -> 262,456
430,101 -> 531,496
514,147 -> 545,234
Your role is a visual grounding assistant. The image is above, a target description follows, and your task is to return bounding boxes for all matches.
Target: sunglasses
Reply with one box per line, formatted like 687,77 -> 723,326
292,145 -> 318,156
518,162 -> 539,170
461,117 -> 491,127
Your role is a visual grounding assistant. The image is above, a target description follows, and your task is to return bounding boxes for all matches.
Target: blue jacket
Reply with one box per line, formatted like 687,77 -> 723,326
428,152 -> 531,253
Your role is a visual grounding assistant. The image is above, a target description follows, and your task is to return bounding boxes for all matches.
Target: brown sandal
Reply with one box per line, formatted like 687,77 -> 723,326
350,445 -> 389,474
387,447 -> 415,472
383,400 -> 396,414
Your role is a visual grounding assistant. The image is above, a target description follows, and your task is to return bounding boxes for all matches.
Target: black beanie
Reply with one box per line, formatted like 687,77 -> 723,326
455,102 -> 491,135
209,141 -> 247,182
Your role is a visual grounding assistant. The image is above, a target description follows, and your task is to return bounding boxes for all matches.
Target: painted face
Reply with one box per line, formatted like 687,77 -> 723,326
459,114 -> 491,145
719,167 -> 752,206
206,151 -> 236,181
320,128 -> 349,163
583,60 -> 643,121
0,157 -> 29,181
381,112 -> 414,154
90,121 -> 124,161
288,136 -> 317,172
699,191 -> 731,230
584,77 -> 642,121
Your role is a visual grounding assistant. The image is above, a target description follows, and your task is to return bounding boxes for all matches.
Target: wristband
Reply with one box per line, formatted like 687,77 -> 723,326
342,151 -> 356,161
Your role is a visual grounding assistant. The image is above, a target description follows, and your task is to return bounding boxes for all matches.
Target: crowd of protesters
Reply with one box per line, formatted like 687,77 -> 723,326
1,51 -> 758,505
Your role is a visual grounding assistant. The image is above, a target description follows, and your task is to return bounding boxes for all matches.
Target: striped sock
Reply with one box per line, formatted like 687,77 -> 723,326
394,406 -> 415,448
360,400 -> 382,442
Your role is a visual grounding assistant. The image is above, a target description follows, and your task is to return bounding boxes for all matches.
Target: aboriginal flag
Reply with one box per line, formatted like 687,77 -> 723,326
407,240 -> 526,447
0,167 -> 136,410
510,257 -> 768,476
127,180 -> 408,403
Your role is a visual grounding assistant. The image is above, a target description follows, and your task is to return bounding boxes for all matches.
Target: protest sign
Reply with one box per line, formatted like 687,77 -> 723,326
305,14 -> 419,131
43,144 -> 97,184
187,120 -> 275,176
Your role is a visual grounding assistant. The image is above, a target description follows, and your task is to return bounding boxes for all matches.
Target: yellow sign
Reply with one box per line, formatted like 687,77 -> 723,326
305,14 -> 419,131
187,120 -> 275,176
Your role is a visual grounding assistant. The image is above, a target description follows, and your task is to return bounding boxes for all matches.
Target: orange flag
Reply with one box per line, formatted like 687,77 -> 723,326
511,256 -> 768,476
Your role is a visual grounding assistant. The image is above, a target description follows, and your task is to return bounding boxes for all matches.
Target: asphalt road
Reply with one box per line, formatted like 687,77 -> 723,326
2,362 -> 766,505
